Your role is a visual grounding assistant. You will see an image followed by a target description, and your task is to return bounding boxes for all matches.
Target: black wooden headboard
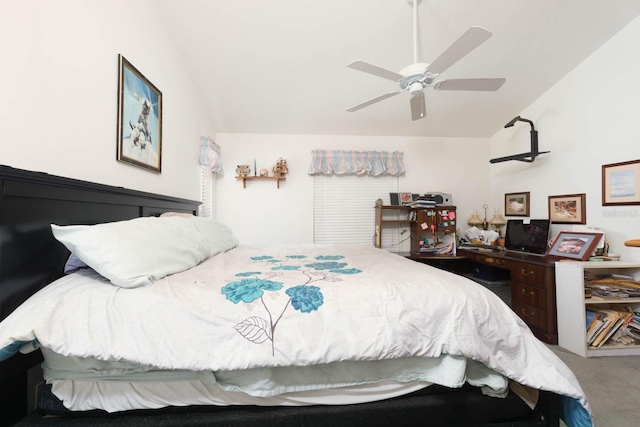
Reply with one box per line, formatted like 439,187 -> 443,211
0,165 -> 200,420
0,164 -> 200,322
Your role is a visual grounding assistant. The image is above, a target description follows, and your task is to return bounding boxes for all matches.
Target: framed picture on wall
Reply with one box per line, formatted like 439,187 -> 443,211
505,192 -> 530,216
117,54 -> 163,173
602,159 -> 640,206
548,193 -> 586,224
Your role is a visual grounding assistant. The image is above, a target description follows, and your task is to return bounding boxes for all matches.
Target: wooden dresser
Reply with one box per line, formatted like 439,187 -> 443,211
457,248 -> 557,344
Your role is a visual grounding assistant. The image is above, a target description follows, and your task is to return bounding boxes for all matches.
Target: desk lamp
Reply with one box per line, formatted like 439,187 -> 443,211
489,212 -> 507,236
467,212 -> 483,228
467,205 -> 489,230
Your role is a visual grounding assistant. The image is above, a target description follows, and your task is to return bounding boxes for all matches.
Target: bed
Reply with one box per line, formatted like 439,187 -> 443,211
0,165 -> 592,426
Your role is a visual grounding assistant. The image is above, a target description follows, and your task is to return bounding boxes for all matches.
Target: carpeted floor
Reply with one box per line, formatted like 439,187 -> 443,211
467,273 -> 640,426
550,345 -> 640,427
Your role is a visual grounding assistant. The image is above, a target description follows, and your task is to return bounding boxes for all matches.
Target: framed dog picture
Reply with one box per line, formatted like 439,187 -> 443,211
117,55 -> 163,173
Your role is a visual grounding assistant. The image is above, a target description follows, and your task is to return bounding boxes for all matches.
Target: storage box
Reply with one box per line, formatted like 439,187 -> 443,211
472,262 -> 510,282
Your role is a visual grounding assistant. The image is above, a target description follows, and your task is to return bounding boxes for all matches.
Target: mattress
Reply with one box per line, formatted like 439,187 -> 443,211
40,347 -> 513,412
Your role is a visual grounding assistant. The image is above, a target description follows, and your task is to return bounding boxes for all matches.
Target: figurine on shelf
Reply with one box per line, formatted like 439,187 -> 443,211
259,168 -> 269,177
236,165 -> 251,177
272,158 -> 288,177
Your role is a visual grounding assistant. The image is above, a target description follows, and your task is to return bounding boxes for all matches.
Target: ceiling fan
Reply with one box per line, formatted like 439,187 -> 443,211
346,0 -> 506,121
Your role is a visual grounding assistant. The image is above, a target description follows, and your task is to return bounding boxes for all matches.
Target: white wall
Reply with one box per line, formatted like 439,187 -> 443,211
10,0 -> 638,259
0,0 -> 212,201
215,133 -> 491,245
490,14 -> 640,261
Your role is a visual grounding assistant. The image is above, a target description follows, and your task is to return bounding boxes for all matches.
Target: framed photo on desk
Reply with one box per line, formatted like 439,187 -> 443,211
546,231 -> 600,261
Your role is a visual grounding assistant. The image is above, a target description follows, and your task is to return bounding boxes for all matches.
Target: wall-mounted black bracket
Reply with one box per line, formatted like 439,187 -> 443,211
490,117 -> 550,164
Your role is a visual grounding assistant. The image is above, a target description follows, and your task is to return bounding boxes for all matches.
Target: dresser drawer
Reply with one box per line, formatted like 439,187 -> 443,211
467,252 -> 512,269
511,262 -> 547,286
512,280 -> 547,310
512,300 -> 547,331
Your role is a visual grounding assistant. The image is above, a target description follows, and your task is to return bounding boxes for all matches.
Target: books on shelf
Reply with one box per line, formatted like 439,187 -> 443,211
405,198 -> 437,209
587,304 -> 636,348
587,318 -> 607,346
584,272 -> 640,298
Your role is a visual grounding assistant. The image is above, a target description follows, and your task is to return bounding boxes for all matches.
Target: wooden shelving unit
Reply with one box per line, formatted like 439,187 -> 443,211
236,176 -> 285,189
409,206 -> 457,255
374,205 -> 413,248
374,205 -> 457,254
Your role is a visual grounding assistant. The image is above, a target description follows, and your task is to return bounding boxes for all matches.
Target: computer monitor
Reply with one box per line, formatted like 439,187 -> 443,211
504,219 -> 551,255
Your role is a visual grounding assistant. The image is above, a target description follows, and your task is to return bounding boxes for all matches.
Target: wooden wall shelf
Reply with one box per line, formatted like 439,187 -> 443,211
236,176 -> 285,189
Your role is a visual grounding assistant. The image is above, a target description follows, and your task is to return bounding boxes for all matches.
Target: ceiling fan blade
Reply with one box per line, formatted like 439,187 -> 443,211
347,60 -> 404,82
410,92 -> 426,121
428,27 -> 492,75
347,91 -> 401,112
434,78 -> 506,91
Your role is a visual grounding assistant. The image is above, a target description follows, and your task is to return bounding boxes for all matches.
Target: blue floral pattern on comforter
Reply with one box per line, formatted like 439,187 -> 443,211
222,254 -> 361,355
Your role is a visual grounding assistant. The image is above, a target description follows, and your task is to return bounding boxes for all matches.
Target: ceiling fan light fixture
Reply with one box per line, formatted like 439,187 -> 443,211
409,82 -> 424,96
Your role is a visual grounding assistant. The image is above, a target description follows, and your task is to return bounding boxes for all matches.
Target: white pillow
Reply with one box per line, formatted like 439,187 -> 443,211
51,216 -> 238,288
159,211 -> 194,218
188,216 -> 240,258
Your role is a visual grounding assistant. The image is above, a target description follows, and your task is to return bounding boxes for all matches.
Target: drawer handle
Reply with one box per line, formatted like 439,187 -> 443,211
521,269 -> 534,278
521,309 -> 534,318
521,289 -> 535,297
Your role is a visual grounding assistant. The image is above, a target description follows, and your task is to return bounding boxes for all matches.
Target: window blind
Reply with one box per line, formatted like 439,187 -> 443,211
199,165 -> 213,218
313,175 -> 404,249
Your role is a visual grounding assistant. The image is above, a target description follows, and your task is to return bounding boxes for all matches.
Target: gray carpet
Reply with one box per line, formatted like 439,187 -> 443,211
550,345 -> 640,426
466,274 -> 640,426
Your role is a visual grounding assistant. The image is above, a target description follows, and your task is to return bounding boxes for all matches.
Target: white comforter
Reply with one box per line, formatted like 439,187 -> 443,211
0,244 -> 591,425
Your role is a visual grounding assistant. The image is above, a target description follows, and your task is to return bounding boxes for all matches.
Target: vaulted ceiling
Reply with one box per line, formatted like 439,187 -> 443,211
156,0 -> 640,138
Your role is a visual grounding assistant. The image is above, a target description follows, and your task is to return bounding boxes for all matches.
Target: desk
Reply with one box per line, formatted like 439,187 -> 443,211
403,253 -> 471,275
457,248 -> 557,344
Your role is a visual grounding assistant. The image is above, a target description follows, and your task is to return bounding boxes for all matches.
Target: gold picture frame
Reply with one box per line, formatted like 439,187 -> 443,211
548,193 -> 586,224
117,55 -> 163,173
